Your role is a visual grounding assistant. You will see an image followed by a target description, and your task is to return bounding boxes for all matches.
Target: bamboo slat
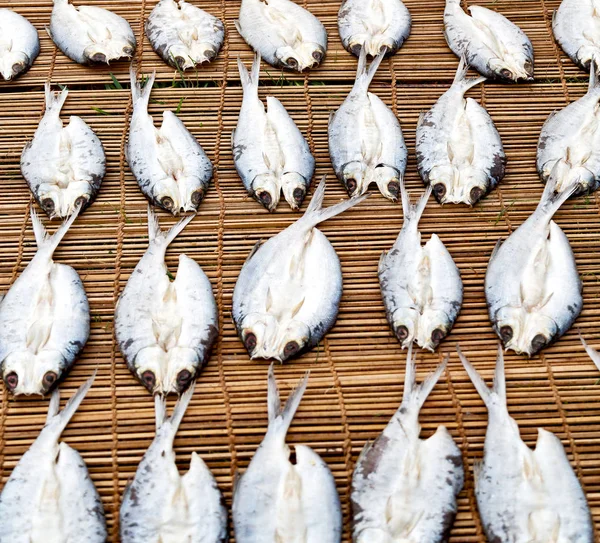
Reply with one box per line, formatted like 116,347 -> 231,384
0,0 -> 599,541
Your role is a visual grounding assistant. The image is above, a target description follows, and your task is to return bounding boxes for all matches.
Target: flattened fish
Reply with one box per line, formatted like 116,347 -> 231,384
232,177 -> 366,362
338,0 -> 411,57
0,375 -> 107,543
553,0 -> 600,72
537,67 -> 600,197
416,58 -> 505,205
115,207 -> 217,395
329,49 -> 407,201
236,0 -> 327,72
485,172 -> 582,356
128,68 -> 213,214
21,82 -> 106,219
352,346 -> 463,542
458,346 -> 593,543
146,0 -> 224,70
233,365 -> 342,542
379,180 -> 462,352
0,209 -> 89,396
49,0 -> 136,65
121,384 -> 227,543
444,0 -> 534,82
233,53 -> 315,211
0,8 -> 40,80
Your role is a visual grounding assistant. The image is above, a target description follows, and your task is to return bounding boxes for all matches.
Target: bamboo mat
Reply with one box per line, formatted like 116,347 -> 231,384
1,0 -> 600,541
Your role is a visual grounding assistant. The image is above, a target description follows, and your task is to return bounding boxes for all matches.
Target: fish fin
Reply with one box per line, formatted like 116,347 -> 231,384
589,62 -> 599,91
267,364 -> 309,436
130,66 -> 156,109
580,333 -> 600,373
44,81 -> 68,116
456,344 -> 506,410
416,111 -> 425,129
400,344 -> 447,412
452,56 -> 486,92
31,205 -> 80,254
356,440 -> 373,465
378,251 -> 387,273
245,240 -> 263,263
234,19 -> 243,36
300,175 -> 368,229
238,53 -> 260,93
165,382 -> 195,433
147,206 -> 195,247
46,371 -> 96,437
399,176 -> 431,226
488,238 -> 503,263
232,469 -> 242,496
354,46 -> 385,92
537,160 -> 578,215
473,459 -> 483,484
46,388 -> 61,423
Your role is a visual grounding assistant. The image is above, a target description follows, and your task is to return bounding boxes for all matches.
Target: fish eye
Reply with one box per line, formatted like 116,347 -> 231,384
74,196 -> 88,209
244,332 -> 257,352
191,189 -> 204,206
176,369 -> 193,390
141,370 -> 156,390
174,56 -> 186,69
11,63 -> 23,76
431,328 -> 445,345
161,196 -> 174,210
531,334 -> 547,354
345,178 -> 357,194
387,181 -> 400,199
379,45 -> 389,55
285,57 -> 299,70
122,46 -> 135,57
89,52 -> 108,64
41,198 -> 55,213
524,61 -> 533,74
283,341 -> 300,359
312,50 -> 323,63
499,325 -> 513,343
469,186 -> 484,204
292,187 -> 305,205
433,183 -> 447,199
5,372 -> 18,391
43,371 -> 57,389
257,191 -> 272,208
395,325 -> 409,341
500,68 -> 513,80
204,49 -> 217,62
350,44 -> 362,57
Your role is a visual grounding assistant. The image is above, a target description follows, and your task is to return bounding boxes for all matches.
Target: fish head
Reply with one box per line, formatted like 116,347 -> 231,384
488,55 -> 534,82
252,173 -> 281,212
189,41 -> 220,65
275,43 -> 325,72
151,182 -> 183,215
164,347 -> 198,394
274,320 -> 310,362
341,161 -> 368,198
37,182 -> 92,219
427,165 -> 455,204
240,314 -> 309,362
416,309 -> 452,351
372,165 -> 401,202
2,350 -> 64,395
83,39 -> 135,65
0,52 -> 30,81
390,307 -> 419,349
179,180 -> 206,213
451,167 -> 490,206
494,306 -> 557,356
282,172 -> 308,210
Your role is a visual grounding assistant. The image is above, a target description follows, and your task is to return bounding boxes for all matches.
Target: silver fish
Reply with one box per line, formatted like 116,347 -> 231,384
0,9 -> 40,80
21,83 -> 106,219
416,59 -> 505,205
537,68 -> 600,197
233,365 -> 342,542
232,177 -> 366,362
233,53 -> 315,211
0,374 -> 107,543
146,0 -> 224,70
49,0 -> 136,65
115,208 -> 218,395
329,49 -> 407,201
121,384 -> 227,543
444,0 -> 534,82
458,346 -> 593,543
352,346 -> 463,542
553,0 -> 600,72
0,210 -> 89,396
485,174 -> 582,356
379,181 -> 462,352
236,0 -> 327,72
338,0 -> 411,57
128,68 -> 213,214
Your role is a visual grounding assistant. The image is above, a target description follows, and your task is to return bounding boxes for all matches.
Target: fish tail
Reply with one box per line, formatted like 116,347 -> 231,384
399,176 -> 431,226
452,56 -> 486,92
354,47 -> 385,92
580,333 -> 600,373
238,53 -> 260,95
44,81 -> 68,116
31,204 -> 80,254
130,66 -> 156,109
300,175 -> 368,228
537,161 -> 577,215
147,205 -> 195,247
47,371 -> 96,437
267,363 -> 309,437
157,382 -> 195,434
457,344 -> 507,409
401,344 -> 447,412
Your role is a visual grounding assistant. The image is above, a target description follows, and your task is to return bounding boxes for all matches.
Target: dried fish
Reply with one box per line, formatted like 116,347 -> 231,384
0,8 -> 40,80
